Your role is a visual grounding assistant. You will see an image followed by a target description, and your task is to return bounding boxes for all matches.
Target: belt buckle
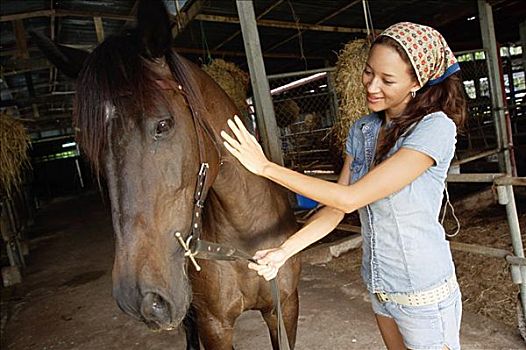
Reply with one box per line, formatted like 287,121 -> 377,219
375,292 -> 388,303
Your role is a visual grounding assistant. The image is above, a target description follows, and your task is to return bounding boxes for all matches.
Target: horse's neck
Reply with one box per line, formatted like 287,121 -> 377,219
204,162 -> 296,247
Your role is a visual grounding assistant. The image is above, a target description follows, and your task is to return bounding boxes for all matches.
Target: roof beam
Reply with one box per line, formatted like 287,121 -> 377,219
264,0 -> 363,52
2,58 -> 52,76
0,93 -> 72,108
0,10 -> 55,22
93,17 -> 105,43
174,46 -> 325,60
12,19 -> 41,118
213,0 -> 285,51
123,0 -> 140,28
171,0 -> 204,38
197,14 -> 369,34
12,20 -> 29,59
0,9 -> 133,22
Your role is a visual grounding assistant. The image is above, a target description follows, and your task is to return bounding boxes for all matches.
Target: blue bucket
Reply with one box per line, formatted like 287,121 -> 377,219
295,194 -> 318,209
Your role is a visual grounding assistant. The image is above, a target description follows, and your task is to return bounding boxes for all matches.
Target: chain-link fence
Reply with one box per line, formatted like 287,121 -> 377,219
267,68 -> 342,175
456,46 -> 525,156
262,46 -> 524,175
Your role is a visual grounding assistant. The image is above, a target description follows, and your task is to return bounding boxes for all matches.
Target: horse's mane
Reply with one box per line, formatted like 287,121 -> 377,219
74,29 -> 204,174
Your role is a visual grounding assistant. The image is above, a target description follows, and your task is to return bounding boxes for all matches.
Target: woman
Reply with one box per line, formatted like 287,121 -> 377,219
221,22 -> 466,350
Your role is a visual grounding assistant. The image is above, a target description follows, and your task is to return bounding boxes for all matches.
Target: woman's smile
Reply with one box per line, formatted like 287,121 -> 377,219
367,94 -> 383,104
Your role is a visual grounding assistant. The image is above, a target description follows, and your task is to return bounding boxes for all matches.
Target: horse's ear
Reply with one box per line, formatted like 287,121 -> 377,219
29,30 -> 89,79
136,0 -> 173,58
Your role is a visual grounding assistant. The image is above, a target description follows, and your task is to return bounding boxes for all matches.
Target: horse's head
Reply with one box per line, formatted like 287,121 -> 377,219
32,0 -> 224,330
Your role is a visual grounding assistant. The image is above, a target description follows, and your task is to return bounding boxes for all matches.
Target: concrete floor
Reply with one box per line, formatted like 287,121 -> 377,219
1,192 -> 524,349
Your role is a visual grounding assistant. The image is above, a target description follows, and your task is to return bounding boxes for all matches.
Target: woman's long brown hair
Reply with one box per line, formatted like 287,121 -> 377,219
373,36 -> 467,164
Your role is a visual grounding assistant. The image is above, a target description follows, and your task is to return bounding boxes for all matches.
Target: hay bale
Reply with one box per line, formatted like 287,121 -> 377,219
333,39 -> 371,151
0,113 -> 31,196
202,59 -> 249,115
275,99 -> 300,128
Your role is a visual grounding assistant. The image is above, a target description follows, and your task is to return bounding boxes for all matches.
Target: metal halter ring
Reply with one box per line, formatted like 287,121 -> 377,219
174,232 -> 201,271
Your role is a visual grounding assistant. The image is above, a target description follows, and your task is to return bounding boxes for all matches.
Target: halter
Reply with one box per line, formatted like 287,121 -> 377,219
165,79 -> 291,350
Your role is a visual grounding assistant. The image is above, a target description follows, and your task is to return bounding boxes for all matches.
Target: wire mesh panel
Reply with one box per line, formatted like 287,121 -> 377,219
267,68 -> 342,175
457,50 -> 497,152
456,46 -> 525,155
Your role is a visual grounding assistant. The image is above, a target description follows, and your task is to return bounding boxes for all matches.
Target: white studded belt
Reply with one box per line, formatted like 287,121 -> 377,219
375,276 -> 458,307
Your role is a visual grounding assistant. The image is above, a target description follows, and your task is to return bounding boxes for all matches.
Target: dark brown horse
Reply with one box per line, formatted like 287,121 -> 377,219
32,1 -> 300,349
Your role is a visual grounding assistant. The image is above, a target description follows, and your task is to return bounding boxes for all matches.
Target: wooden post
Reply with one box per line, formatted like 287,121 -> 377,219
93,17 -> 105,43
236,0 -> 283,165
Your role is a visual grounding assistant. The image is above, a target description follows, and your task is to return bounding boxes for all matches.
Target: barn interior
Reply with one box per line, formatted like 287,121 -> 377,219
1,0 -> 525,348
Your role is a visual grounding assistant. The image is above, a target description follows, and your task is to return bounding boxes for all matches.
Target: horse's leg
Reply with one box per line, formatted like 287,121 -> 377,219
261,289 -> 299,350
183,304 -> 200,350
196,312 -> 235,350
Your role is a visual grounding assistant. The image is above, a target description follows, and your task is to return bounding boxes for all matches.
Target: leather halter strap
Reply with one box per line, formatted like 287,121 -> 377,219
165,79 -> 291,350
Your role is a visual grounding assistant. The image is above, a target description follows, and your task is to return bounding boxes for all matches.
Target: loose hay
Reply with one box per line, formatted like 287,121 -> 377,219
447,203 -> 524,329
0,113 -> 31,196
202,59 -> 249,115
333,39 -> 371,151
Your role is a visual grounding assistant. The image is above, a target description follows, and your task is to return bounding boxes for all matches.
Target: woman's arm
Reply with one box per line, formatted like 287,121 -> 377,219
282,154 -> 352,255
222,116 -> 434,214
264,148 -> 433,213
248,156 -> 352,280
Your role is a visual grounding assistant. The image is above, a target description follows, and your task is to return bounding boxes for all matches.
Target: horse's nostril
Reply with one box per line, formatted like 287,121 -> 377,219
141,292 -> 172,328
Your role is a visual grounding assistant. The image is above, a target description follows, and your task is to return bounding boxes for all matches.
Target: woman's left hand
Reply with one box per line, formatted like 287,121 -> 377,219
248,247 -> 290,281
220,115 -> 270,176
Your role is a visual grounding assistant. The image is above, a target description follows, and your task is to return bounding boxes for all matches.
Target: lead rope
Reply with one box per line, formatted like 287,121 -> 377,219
440,184 -> 461,237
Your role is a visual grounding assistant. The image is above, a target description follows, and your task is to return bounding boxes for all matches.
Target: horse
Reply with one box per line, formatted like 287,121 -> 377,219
31,1 -> 301,349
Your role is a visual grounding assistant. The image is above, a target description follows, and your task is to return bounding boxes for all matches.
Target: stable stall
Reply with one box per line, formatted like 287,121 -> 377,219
1,0 -> 525,346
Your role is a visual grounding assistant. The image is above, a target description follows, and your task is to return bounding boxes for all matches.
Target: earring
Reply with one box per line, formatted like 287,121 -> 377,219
411,90 -> 416,98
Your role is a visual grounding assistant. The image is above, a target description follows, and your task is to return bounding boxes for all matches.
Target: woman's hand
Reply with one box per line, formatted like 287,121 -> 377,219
220,115 -> 271,176
248,247 -> 290,281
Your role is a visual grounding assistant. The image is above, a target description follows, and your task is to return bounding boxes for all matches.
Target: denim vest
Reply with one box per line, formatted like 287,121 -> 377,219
346,112 -> 457,294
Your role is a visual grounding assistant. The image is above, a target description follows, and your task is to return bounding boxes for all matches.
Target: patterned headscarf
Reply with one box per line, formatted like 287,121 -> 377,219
379,22 -> 460,87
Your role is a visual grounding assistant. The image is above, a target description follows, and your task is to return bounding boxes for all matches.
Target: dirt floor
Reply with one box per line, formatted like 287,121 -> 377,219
1,191 -> 525,349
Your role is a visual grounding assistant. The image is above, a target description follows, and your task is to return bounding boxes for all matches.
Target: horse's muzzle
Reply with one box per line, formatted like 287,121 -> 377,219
140,292 -> 176,330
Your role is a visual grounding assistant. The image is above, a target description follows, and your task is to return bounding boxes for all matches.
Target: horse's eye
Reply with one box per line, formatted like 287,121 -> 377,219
155,118 -> 173,136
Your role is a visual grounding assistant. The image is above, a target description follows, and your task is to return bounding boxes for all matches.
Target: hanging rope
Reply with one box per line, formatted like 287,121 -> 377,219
286,0 -> 307,70
441,184 -> 461,237
362,0 -> 376,42
200,21 -> 212,64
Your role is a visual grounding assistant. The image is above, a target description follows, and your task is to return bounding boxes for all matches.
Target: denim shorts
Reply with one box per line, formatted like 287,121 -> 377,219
370,287 -> 462,350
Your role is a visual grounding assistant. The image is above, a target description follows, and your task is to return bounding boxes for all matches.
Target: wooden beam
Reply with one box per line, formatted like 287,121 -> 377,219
265,0 -> 363,52
494,176 -> 526,186
12,20 -> 29,59
123,0 -> 140,28
197,14 -> 369,34
0,9 -> 54,22
93,16 -> 105,43
174,46 -> 325,60
213,0 -> 285,51
171,0 -> 204,38
0,93 -> 73,108
446,173 -> 506,183
2,58 -> 52,76
54,9 -> 132,21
